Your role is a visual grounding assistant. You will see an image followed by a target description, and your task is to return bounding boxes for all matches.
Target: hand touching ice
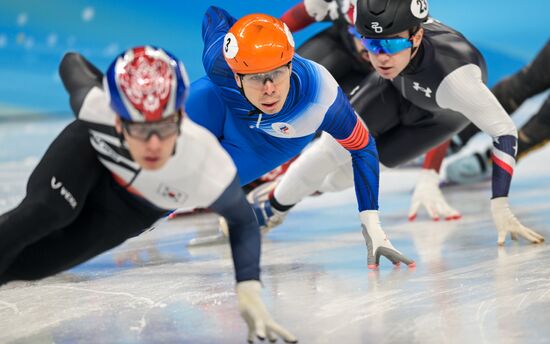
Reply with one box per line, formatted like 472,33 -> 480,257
408,169 -> 461,221
361,211 -> 416,269
491,197 -> 544,245
236,280 -> 298,343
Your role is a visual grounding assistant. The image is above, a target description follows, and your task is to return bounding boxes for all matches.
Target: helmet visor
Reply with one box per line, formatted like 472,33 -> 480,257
348,26 -> 413,55
122,113 -> 181,141
239,63 -> 291,90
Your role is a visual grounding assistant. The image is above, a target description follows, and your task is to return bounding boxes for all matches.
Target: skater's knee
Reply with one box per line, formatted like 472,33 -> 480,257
319,165 -> 354,192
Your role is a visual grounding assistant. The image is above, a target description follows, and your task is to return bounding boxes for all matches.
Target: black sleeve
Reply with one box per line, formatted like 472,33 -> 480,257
208,175 -> 261,282
59,52 -> 104,116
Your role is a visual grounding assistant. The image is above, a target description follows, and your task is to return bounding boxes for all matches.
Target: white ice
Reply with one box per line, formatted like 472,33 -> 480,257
1,97 -> 549,343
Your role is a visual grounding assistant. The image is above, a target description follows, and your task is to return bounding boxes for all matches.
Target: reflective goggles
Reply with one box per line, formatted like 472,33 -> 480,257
348,26 -> 413,55
122,113 -> 181,141
239,63 -> 291,90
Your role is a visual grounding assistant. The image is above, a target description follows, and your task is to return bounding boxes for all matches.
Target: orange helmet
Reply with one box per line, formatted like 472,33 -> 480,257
223,13 -> 295,74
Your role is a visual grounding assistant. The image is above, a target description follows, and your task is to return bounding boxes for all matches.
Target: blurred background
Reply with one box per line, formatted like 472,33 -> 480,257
0,0 -> 548,119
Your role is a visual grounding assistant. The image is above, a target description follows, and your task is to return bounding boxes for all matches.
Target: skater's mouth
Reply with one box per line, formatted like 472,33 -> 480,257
376,65 -> 394,77
261,100 -> 279,112
144,156 -> 160,163
378,66 -> 393,72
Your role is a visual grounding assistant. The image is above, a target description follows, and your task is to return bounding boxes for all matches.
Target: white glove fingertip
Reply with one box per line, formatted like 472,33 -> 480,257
444,208 -> 462,221
523,230 -> 543,244
266,329 -> 277,343
268,321 -> 299,343
425,205 -> 439,221
243,314 -> 256,343
254,318 -> 267,341
497,231 -> 507,246
247,330 -> 255,344
525,227 -> 545,243
408,202 -> 420,221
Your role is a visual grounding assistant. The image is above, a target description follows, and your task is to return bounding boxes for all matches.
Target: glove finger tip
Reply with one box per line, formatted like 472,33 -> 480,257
267,332 -> 277,343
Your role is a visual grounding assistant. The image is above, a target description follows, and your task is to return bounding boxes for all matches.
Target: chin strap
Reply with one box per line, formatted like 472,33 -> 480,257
117,129 -> 125,147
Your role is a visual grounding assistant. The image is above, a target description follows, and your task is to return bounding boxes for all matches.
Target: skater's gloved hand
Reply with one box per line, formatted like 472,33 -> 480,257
236,280 -> 298,343
360,211 -> 416,269
304,0 -> 349,21
246,181 -> 288,235
491,197 -> 544,245
408,169 -> 461,221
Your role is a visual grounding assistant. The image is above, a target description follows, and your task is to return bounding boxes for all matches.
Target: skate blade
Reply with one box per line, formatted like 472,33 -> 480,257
186,233 -> 228,247
169,208 -> 212,219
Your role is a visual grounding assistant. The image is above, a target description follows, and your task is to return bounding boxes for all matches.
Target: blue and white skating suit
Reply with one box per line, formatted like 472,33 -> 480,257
186,6 -> 380,211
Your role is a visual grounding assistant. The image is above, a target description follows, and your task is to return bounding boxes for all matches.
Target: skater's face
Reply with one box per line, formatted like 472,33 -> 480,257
350,27 -> 423,79
235,63 -> 292,114
115,113 -> 180,170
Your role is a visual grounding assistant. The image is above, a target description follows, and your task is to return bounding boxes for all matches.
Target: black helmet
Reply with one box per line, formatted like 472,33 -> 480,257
354,0 -> 429,37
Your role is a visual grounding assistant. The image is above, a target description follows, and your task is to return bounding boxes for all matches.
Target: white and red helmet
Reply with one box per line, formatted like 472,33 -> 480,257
104,46 -> 189,122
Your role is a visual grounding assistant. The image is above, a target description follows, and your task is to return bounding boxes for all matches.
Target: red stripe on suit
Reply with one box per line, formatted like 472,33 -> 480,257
336,120 -> 370,151
492,154 -> 514,175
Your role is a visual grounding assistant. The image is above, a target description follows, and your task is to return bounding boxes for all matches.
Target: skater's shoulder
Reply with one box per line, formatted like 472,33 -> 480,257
290,54 -> 339,107
422,19 -> 484,64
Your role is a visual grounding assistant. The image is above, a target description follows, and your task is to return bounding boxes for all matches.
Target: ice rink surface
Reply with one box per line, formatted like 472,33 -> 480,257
1,98 -> 549,343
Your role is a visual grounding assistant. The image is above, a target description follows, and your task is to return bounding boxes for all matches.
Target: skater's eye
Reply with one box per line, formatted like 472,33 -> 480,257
241,65 -> 290,88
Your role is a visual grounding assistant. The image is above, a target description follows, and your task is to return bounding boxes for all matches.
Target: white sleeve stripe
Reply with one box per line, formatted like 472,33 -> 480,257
89,129 -> 121,147
90,135 -> 139,169
493,148 -> 516,169
435,64 -> 517,138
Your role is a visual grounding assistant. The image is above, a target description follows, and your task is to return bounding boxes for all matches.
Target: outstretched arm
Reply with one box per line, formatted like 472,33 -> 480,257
436,64 -> 544,245
208,176 -> 298,343
321,87 -> 415,268
208,175 -> 261,282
